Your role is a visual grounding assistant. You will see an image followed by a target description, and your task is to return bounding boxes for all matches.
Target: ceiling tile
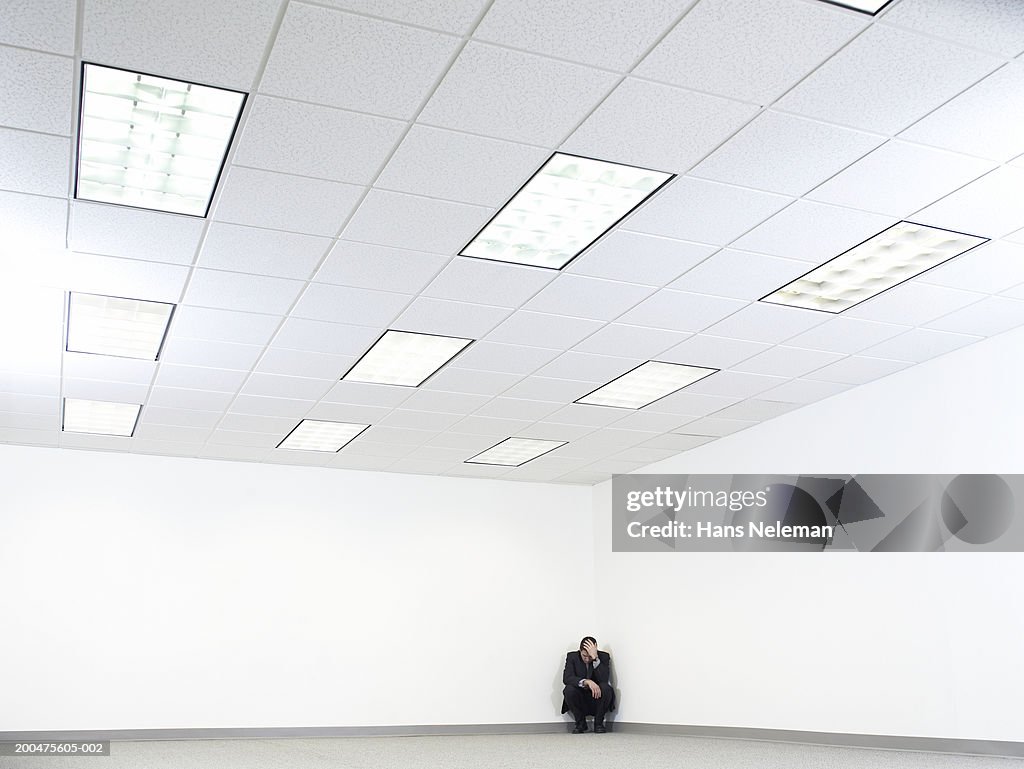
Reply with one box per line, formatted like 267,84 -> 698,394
677,415 -> 757,437
314,0 -> 487,34
732,200 -> 897,262
0,373 -> 60,397
400,389 -> 491,414
82,0 -> 281,90
423,259 -> 555,308
304,402 -> 393,424
644,390 -> 740,416
845,282 -> 985,326
776,24 -> 1000,134
0,411 -> 58,431
758,377 -> 852,404
337,439 -> 413,458
65,253 -> 190,304
201,220 -> 332,281
154,364 -> 249,393
804,356 -> 912,385
616,289 -> 748,332
184,269 -> 306,315
160,338 -> 265,371
322,380 -> 413,407
0,393 -> 59,414
421,367 -> 522,396
256,347 -> 354,379
501,376 -> 592,403
926,296 -> 1024,336
451,342 -> 560,375
517,421 -> 595,441
69,202 -> 205,265
639,433 -> 715,451
684,370 -> 786,398
378,409 -> 464,431
62,378 -> 149,403
62,354 -> 156,384
623,177 -> 791,245
859,328 -> 982,363
608,410 -> 687,433
330,454 -> 399,471
0,0 -> 76,54
272,318 -> 382,356
899,62 -> 1024,163
240,373 -> 334,401
536,351 -> 640,382
0,191 -> 67,251
418,41 -> 618,145
486,311 -> 604,349
806,140 -> 995,217
141,406 -> 223,429
918,240 -> 1024,294
215,167 -> 364,236
658,334 -> 770,368
881,0 -> 1024,57
343,189 -> 492,253
668,249 -> 811,301
704,302 -> 829,343
451,414 -> 535,435
914,166 -> 1024,239
230,394 -> 316,418
732,345 -> 845,377
234,96 -> 405,184
0,46 -> 73,134
260,3 -> 460,118
149,387 -> 235,411
425,432 -> 506,451
472,397 -> 561,421
377,125 -> 550,206
524,275 -> 654,320
543,403 -> 625,427
634,0 -> 865,103
169,306 -> 282,347
395,297 -> 511,337
207,429 -> 283,448
712,398 -> 800,421
563,78 -> 757,173
291,283 -> 409,326
568,231 -> 716,286
573,324 -> 689,358
784,316 -> 909,354
0,128 -> 69,197
316,241 -> 449,293
59,432 -> 131,451
0,427 -> 58,447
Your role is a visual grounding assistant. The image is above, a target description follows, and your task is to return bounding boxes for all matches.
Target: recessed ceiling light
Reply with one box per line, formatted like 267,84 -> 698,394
277,420 -> 369,452
66,292 -> 175,360
343,330 -> 472,387
460,153 -> 674,270
818,0 -> 894,14
761,222 -> 988,314
62,398 -> 140,437
76,63 -> 246,217
576,360 -> 718,409
466,437 -> 568,467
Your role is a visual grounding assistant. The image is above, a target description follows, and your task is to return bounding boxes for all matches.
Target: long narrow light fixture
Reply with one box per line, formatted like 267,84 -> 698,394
460,153 -> 674,270
277,420 -> 369,452
576,361 -> 717,410
62,398 -> 141,436
66,292 -> 175,360
818,0 -> 894,14
76,63 -> 246,216
343,330 -> 472,387
761,222 -> 988,314
466,437 -> 568,467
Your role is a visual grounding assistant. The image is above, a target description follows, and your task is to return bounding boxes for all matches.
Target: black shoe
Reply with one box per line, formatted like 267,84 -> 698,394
572,722 -> 589,734
594,722 -> 607,734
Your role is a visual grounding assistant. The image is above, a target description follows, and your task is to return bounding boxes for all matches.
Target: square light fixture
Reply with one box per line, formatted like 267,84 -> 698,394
76,63 -> 246,216
818,0 -> 894,14
343,330 -> 472,387
277,420 -> 369,452
576,361 -> 717,410
466,437 -> 568,467
761,222 -> 988,314
62,398 -> 141,437
460,152 -> 674,270
66,292 -> 175,360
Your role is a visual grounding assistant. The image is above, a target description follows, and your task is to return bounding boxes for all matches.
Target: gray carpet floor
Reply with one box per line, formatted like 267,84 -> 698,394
3,733 -> 1022,769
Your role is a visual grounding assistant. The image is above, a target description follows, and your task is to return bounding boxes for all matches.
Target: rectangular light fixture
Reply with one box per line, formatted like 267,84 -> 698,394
576,360 -> 717,410
277,420 -> 369,452
761,222 -> 988,314
460,152 -> 674,270
76,63 -> 246,216
466,437 -> 568,467
62,397 -> 140,436
343,330 -> 472,387
67,292 -> 175,360
818,0 -> 894,14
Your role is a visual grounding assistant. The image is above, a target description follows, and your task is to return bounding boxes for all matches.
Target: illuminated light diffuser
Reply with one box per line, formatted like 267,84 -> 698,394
67,292 -> 174,360
76,63 -> 246,216
460,153 -> 674,270
62,398 -> 140,436
761,222 -> 988,314
818,0 -> 894,13
277,420 -> 369,452
576,361 -> 717,410
343,330 -> 472,387
466,437 -> 568,467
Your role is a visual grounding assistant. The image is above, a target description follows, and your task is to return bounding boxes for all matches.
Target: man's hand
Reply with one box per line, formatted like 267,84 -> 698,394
584,680 -> 602,699
582,639 -> 599,661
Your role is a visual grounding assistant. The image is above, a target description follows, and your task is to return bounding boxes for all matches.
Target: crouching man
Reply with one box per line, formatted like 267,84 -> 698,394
561,636 -> 615,733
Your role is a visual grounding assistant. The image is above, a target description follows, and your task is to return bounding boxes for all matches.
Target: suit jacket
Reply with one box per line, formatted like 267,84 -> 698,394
561,650 -> 615,713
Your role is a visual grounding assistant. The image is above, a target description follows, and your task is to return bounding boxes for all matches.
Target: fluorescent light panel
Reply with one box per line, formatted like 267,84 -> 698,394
343,330 -> 472,387
461,153 -> 674,269
762,222 -> 987,314
467,437 -> 568,467
76,63 -> 245,216
819,0 -> 893,13
63,398 -> 140,436
577,361 -> 717,410
278,420 -> 369,452
67,292 -> 174,360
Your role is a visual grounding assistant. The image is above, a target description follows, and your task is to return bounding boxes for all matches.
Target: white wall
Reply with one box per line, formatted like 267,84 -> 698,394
0,446 -> 594,731
593,326 -> 1024,741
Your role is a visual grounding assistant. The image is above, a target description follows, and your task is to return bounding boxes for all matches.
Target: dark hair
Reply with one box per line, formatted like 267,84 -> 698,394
580,636 -> 597,650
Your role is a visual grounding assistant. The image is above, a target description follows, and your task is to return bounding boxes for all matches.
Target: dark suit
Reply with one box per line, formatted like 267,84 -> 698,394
561,650 -> 615,725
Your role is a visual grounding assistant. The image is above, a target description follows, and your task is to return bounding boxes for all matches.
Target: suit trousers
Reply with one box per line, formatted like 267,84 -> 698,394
562,683 -> 614,724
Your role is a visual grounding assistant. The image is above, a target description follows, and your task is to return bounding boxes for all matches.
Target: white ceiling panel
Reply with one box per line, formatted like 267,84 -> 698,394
418,42 -> 618,145
623,177 -> 791,245
616,289 -> 748,333
148,387 -> 235,412
62,354 -> 156,385
421,367 -> 522,396
255,348 -> 353,380
638,433 -> 715,451
569,231 -> 716,287
0,393 -> 59,414
338,439 -> 413,458
315,0 -> 487,34
207,429 -> 283,448
0,0 -> 76,55
806,140 -> 995,217
859,328 -> 982,363
704,302 -> 829,344
343,189 -> 492,253
378,409 -> 464,431
501,377 -> 592,403
329,454 -> 399,471
451,342 -> 560,375
184,269 -> 306,315
845,282 -> 985,326
70,203 -> 205,265
304,402 -> 393,424
881,0 -> 1024,58
926,296 -> 1024,337
644,390 -> 741,417
234,96 -> 405,185
322,380 -> 413,408
291,283 -> 409,326
691,112 -> 884,196
400,389 -> 491,414
712,398 -> 800,421
563,78 -> 758,173
82,0 -> 282,90
804,356 -> 912,386
524,275 -> 654,321
472,397 -> 561,422
677,416 -> 757,437
141,406 -> 223,429
199,223 -> 330,280
758,377 -> 852,404
684,370 -> 786,399
0,191 -> 67,251
634,0 -> 865,104
160,338 -> 265,371
668,249 -> 811,301
785,316 -> 909,354
395,297 -> 511,338
62,378 -> 149,403
573,324 -> 689,359
316,241 -> 449,294
0,128 -> 69,198
169,306 -> 282,347
517,421 -> 595,441
914,166 -> 1024,239
154,364 -> 249,393
544,403 -> 625,427
0,411 -> 59,431
0,373 -> 60,397
452,413 -> 534,435
486,311 -> 604,349
214,167 -> 364,237
917,240 -> 1024,294
0,46 -> 73,135
536,352 -> 640,383
733,345 -> 845,378
272,318 -> 382,357
423,258 -> 555,308
64,253 -> 190,304
260,3 -> 460,118
230,394 -> 316,418
240,373 -> 334,401
659,334 -> 769,369
777,24 -> 1000,135
608,410 -> 687,433
0,427 -> 58,447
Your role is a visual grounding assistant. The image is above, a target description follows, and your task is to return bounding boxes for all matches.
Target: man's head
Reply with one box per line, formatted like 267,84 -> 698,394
580,636 -> 598,663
